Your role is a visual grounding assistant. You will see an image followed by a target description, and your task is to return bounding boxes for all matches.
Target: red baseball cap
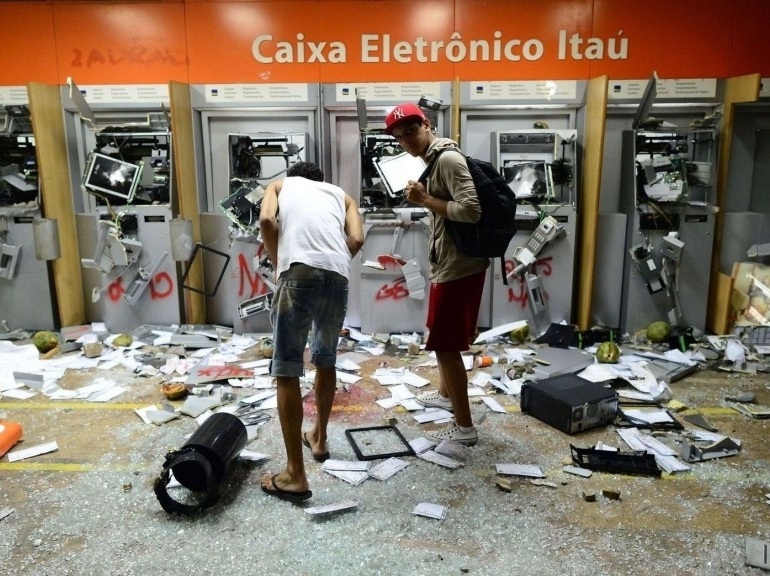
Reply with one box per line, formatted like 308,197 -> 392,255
384,103 -> 426,135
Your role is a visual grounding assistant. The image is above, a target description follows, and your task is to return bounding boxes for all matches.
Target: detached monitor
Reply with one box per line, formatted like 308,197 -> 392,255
83,152 -> 143,203
373,151 -> 426,197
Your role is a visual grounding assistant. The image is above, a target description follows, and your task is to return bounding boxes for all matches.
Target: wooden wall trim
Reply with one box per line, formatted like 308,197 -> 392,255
576,75 -> 608,330
169,81 -> 206,324
27,82 -> 85,328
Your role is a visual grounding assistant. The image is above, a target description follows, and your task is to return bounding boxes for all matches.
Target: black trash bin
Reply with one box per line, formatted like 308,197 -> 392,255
154,412 -> 247,514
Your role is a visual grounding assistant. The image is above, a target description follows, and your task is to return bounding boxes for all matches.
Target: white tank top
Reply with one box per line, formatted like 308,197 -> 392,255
276,176 -> 350,279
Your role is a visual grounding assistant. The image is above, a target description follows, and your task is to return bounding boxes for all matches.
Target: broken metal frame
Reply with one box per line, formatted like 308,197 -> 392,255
570,444 -> 662,477
345,425 -> 416,461
614,408 -> 684,431
181,242 -> 230,297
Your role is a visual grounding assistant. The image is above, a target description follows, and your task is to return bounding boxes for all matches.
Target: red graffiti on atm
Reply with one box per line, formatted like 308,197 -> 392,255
105,271 -> 175,302
107,277 -> 125,302
375,277 -> 410,301
237,249 -> 269,299
149,272 -> 174,299
506,256 -> 554,308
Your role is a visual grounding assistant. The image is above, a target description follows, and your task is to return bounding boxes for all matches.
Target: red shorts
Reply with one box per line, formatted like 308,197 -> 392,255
425,271 -> 486,352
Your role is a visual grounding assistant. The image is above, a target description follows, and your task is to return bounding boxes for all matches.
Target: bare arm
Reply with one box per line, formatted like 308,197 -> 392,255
258,179 -> 282,270
344,193 -> 364,257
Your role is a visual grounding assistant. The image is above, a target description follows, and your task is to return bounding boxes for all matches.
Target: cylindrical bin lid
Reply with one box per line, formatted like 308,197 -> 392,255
169,218 -> 194,262
171,412 -> 247,492
32,218 -> 60,261
0,421 -> 23,459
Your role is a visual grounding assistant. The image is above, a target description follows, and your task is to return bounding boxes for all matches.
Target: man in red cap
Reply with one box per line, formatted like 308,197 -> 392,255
384,103 -> 489,446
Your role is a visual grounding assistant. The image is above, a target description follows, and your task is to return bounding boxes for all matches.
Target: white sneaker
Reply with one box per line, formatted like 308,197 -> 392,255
424,423 -> 478,446
416,390 -> 453,411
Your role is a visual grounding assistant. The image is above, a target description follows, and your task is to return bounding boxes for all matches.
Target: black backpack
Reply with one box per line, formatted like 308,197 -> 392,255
419,148 -> 518,284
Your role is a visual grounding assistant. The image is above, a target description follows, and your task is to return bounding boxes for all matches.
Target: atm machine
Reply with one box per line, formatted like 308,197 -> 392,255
0,101 -> 58,331
354,96 -> 435,334
617,77 -> 718,334
457,81 -> 583,332
66,80 -> 183,333
192,83 -> 317,333
618,130 -> 717,333
490,129 -> 578,335
321,84 -> 451,335
220,130 -> 306,327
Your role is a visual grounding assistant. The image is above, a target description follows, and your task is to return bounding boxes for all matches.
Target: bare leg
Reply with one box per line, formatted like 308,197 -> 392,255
305,366 -> 337,454
436,350 -> 473,428
261,375 -> 308,493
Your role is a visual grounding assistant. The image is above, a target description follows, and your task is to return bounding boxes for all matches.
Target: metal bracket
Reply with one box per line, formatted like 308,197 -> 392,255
0,243 -> 21,280
680,436 -> 741,463
124,251 -> 168,306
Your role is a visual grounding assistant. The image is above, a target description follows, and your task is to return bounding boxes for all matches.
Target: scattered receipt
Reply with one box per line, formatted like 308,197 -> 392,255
368,457 -> 410,481
7,441 -> 59,462
413,502 -> 447,520
305,499 -> 359,517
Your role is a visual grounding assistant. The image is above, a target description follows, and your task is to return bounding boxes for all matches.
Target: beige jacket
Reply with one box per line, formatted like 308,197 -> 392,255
424,138 -> 490,283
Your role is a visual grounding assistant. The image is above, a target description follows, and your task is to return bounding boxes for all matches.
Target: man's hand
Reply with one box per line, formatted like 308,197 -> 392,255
405,180 -> 427,206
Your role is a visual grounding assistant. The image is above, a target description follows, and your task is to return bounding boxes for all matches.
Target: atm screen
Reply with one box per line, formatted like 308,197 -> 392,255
83,152 -> 143,203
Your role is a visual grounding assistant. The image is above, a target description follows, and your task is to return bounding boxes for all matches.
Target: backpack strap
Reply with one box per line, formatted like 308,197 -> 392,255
501,256 -> 509,285
417,147 -> 459,184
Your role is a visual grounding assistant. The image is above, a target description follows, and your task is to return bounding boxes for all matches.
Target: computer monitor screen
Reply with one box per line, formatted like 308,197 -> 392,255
503,161 -> 552,199
83,152 -> 142,202
373,151 -> 426,197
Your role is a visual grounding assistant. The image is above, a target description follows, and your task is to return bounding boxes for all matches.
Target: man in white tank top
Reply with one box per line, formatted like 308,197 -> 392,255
258,162 -> 364,502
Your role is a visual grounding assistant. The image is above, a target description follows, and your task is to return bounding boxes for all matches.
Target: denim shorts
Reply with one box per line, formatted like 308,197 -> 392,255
269,263 -> 349,378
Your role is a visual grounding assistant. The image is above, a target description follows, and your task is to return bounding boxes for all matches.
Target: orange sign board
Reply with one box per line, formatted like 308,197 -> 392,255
0,0 -> 767,87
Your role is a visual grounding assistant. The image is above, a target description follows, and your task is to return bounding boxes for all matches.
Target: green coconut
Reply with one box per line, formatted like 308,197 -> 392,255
646,321 -> 671,343
113,334 -> 133,347
509,325 -> 530,344
596,341 -> 620,363
32,330 -> 59,353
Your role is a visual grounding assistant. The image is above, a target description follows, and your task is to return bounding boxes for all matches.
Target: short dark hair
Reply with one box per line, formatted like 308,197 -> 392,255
287,161 -> 324,182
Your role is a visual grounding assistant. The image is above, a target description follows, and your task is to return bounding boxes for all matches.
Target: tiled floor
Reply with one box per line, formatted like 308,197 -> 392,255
2,341 -> 770,575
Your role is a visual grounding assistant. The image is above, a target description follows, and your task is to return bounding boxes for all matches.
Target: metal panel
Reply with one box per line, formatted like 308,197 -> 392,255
0,208 -> 57,331
590,212 -> 628,329
489,205 -> 577,329
92,205 -> 183,333
620,205 -> 715,333
358,210 -> 430,334
722,212 -> 768,269
199,213 -> 235,326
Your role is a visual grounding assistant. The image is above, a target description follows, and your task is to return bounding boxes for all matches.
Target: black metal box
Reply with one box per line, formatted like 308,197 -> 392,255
520,374 -> 618,434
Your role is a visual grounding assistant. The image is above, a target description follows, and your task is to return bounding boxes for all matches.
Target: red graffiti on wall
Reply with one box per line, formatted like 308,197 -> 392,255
70,40 -> 187,69
237,249 -> 269,299
506,256 -> 554,309
376,277 -> 410,301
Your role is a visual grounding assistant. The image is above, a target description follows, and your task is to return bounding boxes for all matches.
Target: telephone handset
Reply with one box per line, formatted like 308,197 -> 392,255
510,216 -> 564,277
524,216 -> 560,257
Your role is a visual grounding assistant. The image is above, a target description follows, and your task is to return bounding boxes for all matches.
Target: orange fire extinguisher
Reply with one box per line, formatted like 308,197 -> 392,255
0,421 -> 23,459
